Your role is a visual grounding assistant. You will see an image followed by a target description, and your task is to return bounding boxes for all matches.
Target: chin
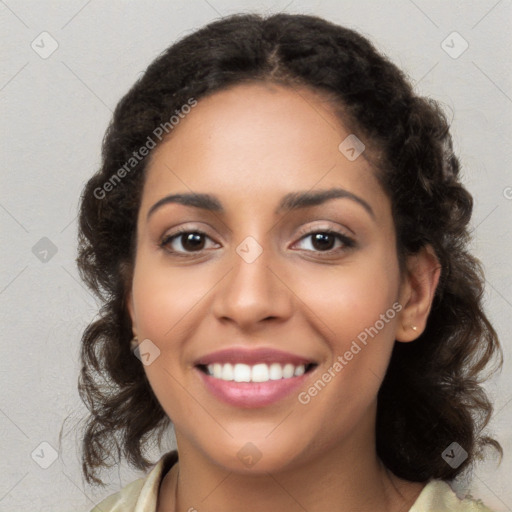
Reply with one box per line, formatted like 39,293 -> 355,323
200,435 -> 308,475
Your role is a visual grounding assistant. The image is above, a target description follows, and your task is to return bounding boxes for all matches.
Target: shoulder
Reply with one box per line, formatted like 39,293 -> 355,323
89,451 -> 179,512
89,477 -> 146,512
409,479 -> 495,512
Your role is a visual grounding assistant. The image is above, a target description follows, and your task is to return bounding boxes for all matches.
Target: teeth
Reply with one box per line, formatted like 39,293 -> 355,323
251,363 -> 269,382
269,363 -> 283,380
205,362 -> 308,382
233,363 -> 251,382
294,365 -> 305,377
221,363 -> 234,381
213,363 -> 223,379
282,363 -> 295,378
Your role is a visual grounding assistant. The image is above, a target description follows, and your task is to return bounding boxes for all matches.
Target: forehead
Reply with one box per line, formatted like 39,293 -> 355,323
141,82 -> 388,219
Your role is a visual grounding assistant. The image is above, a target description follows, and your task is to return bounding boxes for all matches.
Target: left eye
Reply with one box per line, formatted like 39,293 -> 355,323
294,230 -> 354,253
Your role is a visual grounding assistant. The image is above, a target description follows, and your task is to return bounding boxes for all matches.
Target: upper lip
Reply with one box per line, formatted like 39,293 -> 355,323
194,347 -> 317,366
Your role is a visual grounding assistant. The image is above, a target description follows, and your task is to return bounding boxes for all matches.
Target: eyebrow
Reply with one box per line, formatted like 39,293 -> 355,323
146,187 -> 375,220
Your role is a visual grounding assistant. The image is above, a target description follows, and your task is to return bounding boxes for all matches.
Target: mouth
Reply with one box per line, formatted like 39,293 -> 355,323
196,362 -> 318,383
193,347 -> 319,408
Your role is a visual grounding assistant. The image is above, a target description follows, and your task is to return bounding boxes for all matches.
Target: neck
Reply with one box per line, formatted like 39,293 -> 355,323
159,407 -> 424,512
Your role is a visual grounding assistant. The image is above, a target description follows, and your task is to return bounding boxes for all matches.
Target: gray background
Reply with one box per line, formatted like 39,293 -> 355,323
1,0 -> 511,511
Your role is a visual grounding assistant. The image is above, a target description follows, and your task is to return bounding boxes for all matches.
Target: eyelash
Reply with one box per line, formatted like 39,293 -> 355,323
159,226 -> 356,258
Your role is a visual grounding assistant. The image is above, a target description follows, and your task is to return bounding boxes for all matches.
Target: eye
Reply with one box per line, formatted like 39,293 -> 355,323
293,228 -> 355,254
159,228 -> 219,255
159,225 -> 356,257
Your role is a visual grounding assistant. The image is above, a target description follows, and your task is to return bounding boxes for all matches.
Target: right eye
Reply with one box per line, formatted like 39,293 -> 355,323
160,228 -> 220,256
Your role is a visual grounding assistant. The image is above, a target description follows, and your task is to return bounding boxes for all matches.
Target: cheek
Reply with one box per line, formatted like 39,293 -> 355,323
129,255 -> 204,419
298,249 -> 400,342
294,249 -> 400,412
130,254 -> 213,340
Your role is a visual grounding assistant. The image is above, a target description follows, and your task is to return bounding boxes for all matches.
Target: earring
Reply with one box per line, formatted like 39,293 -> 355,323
410,325 -> 418,331
130,336 -> 139,350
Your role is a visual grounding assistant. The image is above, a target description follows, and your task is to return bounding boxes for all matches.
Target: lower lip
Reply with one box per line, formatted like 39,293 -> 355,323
195,367 -> 312,408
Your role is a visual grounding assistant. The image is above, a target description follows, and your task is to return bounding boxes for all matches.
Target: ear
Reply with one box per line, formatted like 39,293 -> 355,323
126,289 -> 138,338
120,260 -> 138,339
395,244 -> 441,342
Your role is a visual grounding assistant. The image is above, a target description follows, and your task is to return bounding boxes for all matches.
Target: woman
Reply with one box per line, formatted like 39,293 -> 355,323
77,13 -> 502,512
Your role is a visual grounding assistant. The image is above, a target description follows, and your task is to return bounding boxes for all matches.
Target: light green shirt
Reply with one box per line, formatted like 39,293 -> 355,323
90,451 -> 494,512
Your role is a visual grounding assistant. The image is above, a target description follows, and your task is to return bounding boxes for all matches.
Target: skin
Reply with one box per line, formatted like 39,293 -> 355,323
127,82 -> 441,512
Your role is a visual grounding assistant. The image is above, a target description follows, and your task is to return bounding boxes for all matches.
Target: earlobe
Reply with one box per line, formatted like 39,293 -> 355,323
395,245 -> 441,343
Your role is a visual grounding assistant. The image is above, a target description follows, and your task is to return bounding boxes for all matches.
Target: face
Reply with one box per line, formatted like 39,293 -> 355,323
128,82 -> 409,474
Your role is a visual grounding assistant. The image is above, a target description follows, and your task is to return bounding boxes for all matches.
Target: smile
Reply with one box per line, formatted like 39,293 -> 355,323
198,362 -> 317,383
193,346 -> 319,407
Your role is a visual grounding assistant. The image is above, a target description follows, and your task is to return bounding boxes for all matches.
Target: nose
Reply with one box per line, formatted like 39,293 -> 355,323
211,242 -> 294,330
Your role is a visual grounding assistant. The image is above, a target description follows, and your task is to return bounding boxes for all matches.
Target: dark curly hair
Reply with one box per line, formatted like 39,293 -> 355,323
76,12 -> 503,486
